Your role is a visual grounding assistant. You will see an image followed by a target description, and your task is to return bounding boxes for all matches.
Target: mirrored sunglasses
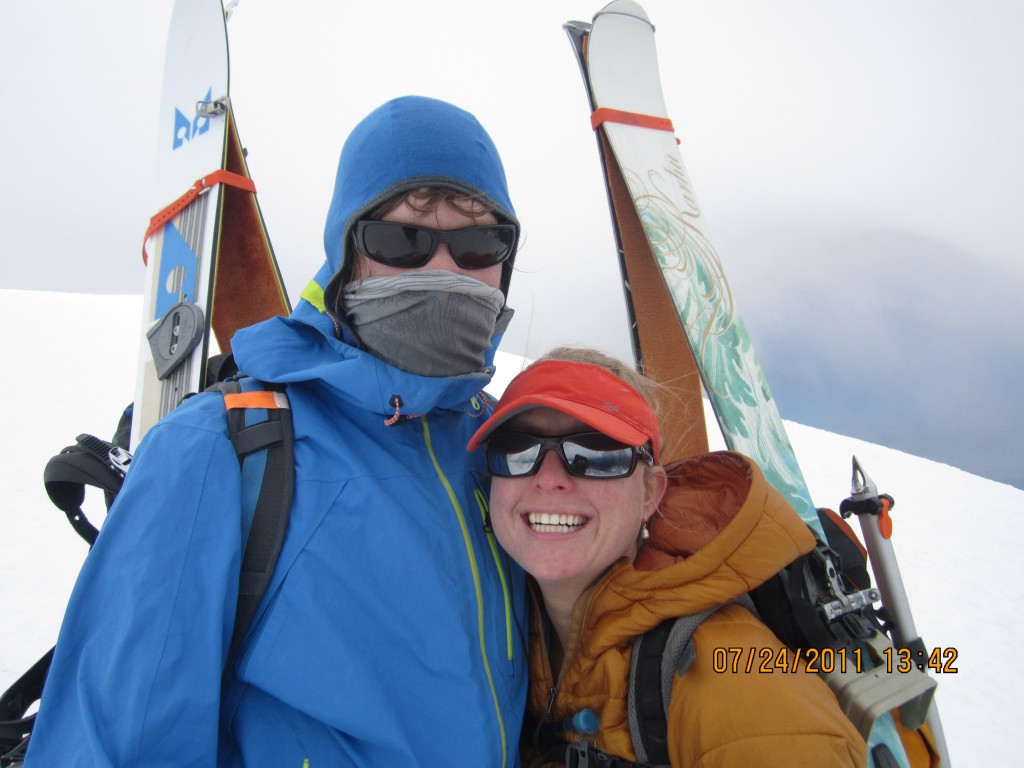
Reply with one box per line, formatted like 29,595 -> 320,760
485,431 -> 653,480
353,220 -> 517,270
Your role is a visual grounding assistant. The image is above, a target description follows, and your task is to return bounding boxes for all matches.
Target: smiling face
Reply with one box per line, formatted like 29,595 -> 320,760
488,407 -> 667,600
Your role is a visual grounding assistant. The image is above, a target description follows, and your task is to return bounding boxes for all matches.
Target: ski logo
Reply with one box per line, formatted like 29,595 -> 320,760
154,222 -> 199,318
173,88 -> 215,150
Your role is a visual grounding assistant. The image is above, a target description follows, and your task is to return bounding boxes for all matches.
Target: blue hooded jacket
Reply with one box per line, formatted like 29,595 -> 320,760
27,96 -> 528,767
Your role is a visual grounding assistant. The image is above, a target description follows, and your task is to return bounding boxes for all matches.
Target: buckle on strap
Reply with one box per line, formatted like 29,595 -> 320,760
566,742 -> 593,768
565,741 -> 637,768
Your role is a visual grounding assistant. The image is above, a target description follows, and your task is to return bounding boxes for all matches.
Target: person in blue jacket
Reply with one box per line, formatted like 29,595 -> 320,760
27,96 -> 528,767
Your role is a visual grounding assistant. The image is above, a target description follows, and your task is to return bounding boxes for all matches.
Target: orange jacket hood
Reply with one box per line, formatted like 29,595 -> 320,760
573,451 -> 816,652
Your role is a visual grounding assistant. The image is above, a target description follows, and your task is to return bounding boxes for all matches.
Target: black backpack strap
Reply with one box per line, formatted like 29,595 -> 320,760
628,596 -> 756,766
564,741 -> 653,768
628,619 -> 674,765
205,351 -> 239,388
0,647 -> 54,766
215,378 -> 294,668
817,507 -> 870,591
8,411 -> 132,761
42,432 -> 131,546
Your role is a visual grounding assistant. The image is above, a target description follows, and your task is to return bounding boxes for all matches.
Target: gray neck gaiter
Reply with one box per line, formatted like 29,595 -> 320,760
342,271 -> 508,377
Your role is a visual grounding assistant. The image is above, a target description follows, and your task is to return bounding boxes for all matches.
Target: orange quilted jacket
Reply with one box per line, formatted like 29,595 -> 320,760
524,451 -> 867,768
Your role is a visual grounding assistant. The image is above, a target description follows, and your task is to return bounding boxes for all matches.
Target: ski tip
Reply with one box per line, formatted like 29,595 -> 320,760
563,20 -> 591,60
563,20 -> 592,36
594,0 -> 653,27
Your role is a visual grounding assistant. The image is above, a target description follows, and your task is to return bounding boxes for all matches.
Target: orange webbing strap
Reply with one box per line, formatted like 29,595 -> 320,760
223,390 -> 289,411
591,107 -> 673,132
142,169 -> 257,264
597,131 -> 708,462
591,107 -> 680,144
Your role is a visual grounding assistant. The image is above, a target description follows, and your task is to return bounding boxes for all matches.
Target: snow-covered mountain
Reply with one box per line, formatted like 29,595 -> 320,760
2,289 -> 1019,766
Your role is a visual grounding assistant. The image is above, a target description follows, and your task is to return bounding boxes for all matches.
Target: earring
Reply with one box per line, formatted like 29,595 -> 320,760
639,518 -> 651,542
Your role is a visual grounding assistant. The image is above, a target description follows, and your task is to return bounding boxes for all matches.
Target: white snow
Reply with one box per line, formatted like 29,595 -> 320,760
2,288 -> 1019,766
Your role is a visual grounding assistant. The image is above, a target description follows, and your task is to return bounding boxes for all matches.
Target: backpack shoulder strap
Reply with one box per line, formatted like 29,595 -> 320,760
8,377 -> 294,764
628,595 -> 756,765
214,377 -> 294,668
0,647 -> 55,763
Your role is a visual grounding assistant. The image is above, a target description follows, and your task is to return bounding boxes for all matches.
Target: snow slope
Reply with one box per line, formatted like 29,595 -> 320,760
2,289 -> 1019,765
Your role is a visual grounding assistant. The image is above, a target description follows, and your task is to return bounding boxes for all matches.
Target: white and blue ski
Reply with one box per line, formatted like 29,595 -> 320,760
135,0 -> 288,447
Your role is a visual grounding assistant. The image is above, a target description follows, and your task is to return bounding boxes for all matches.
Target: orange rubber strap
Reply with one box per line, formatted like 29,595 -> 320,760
591,107 -> 680,144
142,169 -> 257,264
223,391 -> 289,411
591,107 -> 673,132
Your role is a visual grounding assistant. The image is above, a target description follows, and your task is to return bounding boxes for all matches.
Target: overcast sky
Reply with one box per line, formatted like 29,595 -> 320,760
2,0 -> 1022,489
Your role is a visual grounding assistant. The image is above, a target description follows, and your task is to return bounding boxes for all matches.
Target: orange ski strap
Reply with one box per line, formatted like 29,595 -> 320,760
142,169 -> 257,264
591,107 -> 674,133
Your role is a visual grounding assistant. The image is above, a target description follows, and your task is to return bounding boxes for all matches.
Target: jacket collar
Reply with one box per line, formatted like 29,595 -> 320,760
231,303 -> 500,418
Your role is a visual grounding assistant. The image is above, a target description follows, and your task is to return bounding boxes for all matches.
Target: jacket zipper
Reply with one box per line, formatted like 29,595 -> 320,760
540,582 -> 606,747
420,417 -> 509,768
475,488 -> 514,661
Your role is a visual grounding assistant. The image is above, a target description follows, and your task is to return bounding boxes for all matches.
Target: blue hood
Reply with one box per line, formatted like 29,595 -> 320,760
319,95 -> 519,311
234,96 -> 517,413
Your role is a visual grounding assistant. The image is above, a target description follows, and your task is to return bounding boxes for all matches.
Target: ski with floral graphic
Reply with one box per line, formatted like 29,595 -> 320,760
564,2 -> 947,766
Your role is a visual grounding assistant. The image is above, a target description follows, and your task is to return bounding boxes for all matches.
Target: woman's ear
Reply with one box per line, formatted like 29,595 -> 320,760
643,464 -> 668,517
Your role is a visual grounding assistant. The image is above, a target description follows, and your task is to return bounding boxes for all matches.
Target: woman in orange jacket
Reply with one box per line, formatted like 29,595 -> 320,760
468,347 -> 867,768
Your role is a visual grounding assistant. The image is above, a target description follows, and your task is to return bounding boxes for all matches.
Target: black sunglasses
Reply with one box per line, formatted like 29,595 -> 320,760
353,220 -> 517,270
485,431 -> 653,480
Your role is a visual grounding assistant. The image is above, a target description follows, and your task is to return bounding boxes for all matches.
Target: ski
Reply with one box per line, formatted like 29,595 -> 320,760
564,2 -> 944,765
565,4 -> 816,533
134,0 -> 289,447
0,4 -> 290,764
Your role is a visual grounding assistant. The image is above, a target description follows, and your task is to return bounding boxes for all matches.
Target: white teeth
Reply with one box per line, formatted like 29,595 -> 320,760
527,512 -> 586,532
